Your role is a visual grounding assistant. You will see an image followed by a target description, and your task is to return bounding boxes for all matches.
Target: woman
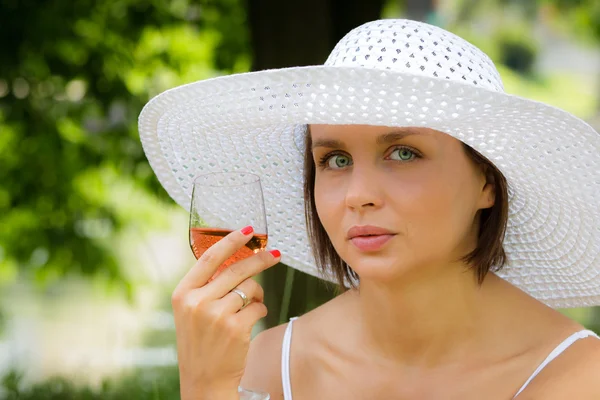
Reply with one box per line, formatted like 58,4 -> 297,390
139,19 -> 600,399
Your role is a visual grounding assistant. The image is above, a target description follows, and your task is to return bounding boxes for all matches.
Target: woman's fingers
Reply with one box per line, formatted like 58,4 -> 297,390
232,301 -> 269,335
204,248 -> 280,298
219,277 -> 265,314
176,226 -> 255,293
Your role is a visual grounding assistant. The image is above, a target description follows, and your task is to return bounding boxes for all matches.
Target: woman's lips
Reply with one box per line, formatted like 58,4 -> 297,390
350,234 -> 395,252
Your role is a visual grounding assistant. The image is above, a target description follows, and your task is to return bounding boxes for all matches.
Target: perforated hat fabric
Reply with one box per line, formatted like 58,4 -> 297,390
138,19 -> 600,308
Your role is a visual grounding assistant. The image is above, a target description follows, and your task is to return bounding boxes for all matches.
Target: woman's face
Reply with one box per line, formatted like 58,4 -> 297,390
310,124 -> 495,283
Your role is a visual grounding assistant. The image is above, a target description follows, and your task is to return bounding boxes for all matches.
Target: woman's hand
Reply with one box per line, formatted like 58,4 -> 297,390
171,226 -> 280,400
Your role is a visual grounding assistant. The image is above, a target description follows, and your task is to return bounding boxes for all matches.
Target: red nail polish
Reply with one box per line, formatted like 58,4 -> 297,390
269,249 -> 281,258
241,226 -> 254,235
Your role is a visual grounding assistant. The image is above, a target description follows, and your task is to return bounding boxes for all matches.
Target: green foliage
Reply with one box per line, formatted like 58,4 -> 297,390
541,0 -> 600,40
0,368 -> 180,400
0,307 -> 5,336
0,0 -> 248,290
497,0 -> 600,43
493,24 -> 539,75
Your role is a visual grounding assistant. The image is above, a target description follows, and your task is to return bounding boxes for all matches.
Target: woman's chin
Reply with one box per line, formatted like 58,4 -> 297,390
349,259 -> 412,283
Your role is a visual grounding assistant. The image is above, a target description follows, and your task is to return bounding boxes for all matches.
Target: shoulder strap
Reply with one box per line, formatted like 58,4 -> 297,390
281,317 -> 299,400
513,329 -> 600,398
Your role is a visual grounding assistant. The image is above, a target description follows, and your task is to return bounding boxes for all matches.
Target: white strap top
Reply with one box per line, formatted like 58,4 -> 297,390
512,328 -> 599,397
281,317 -> 299,400
280,317 -> 599,400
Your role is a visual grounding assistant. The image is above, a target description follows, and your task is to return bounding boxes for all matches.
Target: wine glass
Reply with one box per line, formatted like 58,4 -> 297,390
189,172 -> 271,399
189,171 -> 269,280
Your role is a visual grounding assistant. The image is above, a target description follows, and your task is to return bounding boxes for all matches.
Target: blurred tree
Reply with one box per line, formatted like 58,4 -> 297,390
455,0 -> 599,40
506,0 -> 600,105
492,0 -> 600,41
540,0 -> 600,39
0,0 -> 250,292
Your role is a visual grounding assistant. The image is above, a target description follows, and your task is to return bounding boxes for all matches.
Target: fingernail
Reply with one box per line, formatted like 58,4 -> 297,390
269,249 -> 281,258
241,226 -> 253,235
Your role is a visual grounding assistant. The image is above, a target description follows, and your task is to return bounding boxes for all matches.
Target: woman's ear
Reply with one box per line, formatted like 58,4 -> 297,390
479,166 -> 496,210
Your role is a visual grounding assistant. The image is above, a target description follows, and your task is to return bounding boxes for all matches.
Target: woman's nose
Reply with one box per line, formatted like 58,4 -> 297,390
344,168 -> 383,210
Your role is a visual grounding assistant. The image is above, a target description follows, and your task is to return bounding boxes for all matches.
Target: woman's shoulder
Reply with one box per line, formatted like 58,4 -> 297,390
240,295 -> 344,396
507,290 -> 600,397
506,295 -> 600,399
240,321 -> 289,398
515,327 -> 600,399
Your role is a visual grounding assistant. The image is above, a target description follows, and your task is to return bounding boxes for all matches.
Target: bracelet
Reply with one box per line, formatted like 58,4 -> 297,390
238,386 -> 270,400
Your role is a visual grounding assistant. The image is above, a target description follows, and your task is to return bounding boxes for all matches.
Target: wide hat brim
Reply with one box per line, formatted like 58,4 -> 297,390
139,65 -> 600,309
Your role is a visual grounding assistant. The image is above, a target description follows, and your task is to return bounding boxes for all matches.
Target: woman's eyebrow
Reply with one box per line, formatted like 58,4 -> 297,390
311,138 -> 344,150
376,130 -> 421,145
311,129 -> 422,150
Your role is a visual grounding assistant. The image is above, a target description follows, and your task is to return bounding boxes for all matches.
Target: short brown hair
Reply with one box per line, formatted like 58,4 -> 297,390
303,126 -> 509,291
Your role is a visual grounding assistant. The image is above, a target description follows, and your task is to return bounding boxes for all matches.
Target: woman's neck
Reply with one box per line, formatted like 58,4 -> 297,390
346,267 -> 504,368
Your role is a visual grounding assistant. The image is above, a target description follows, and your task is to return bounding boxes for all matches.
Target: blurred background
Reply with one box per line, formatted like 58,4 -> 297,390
0,0 -> 599,398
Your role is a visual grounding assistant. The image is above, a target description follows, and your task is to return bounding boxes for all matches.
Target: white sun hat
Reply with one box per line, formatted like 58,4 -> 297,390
138,19 -> 600,309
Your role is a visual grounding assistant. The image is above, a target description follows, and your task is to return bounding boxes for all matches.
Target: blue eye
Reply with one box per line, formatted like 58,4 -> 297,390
389,147 -> 416,161
318,152 -> 353,169
317,146 -> 418,169
328,154 -> 352,169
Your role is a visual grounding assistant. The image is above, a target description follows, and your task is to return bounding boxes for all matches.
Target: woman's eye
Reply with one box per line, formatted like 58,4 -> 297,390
389,147 -> 416,161
328,154 -> 352,169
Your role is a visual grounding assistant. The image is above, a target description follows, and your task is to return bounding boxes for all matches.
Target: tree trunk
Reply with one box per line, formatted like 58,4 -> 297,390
246,0 -> 384,328
248,0 -> 385,68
